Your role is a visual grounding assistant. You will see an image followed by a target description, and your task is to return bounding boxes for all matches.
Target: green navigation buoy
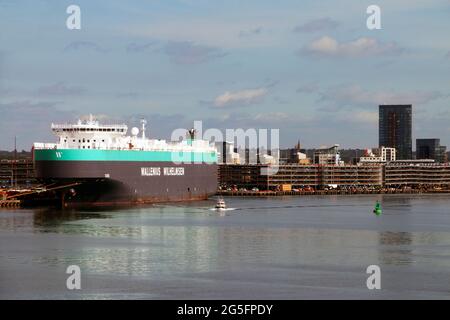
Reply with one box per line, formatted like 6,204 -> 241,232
373,201 -> 382,216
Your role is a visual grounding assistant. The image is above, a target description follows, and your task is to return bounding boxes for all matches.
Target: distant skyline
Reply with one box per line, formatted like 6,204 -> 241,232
1,0 -> 449,150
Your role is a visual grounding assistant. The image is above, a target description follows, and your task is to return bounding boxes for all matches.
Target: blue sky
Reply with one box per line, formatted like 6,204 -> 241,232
1,0 -> 449,150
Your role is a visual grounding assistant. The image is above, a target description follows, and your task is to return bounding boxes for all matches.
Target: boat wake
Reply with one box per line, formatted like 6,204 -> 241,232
209,208 -> 236,212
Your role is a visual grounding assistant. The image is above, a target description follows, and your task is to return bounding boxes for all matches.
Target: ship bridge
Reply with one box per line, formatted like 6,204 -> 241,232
51,116 -> 128,136
47,115 -> 128,150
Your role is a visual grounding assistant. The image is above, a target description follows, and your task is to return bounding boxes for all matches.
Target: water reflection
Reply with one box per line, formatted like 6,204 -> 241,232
33,208 -> 109,227
3,195 -> 450,299
381,195 -> 412,209
378,231 -> 414,266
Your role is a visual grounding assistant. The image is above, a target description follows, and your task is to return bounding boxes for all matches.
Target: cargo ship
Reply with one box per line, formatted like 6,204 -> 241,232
32,115 -> 218,207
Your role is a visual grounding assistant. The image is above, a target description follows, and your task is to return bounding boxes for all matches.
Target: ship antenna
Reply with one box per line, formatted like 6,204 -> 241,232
141,118 -> 147,139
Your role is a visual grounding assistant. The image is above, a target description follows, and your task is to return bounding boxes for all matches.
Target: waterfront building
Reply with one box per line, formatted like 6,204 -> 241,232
279,141 -> 311,164
0,159 -> 35,187
219,160 -> 450,190
379,104 -> 412,160
359,147 -> 396,163
385,161 -> 450,186
216,141 -> 240,164
416,138 -> 447,163
218,163 -> 383,190
313,144 -> 342,165
279,149 -> 310,165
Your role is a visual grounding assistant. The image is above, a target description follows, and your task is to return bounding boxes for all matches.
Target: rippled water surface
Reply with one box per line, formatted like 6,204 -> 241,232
1,194 -> 450,299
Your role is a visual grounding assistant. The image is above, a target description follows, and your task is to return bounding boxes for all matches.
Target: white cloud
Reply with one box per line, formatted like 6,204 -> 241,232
213,88 -> 268,107
302,36 -> 404,57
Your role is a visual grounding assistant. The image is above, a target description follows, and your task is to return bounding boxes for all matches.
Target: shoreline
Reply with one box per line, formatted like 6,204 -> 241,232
2,188 -> 449,209
217,189 -> 450,197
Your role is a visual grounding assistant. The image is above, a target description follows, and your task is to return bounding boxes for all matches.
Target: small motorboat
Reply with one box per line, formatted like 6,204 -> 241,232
215,198 -> 226,210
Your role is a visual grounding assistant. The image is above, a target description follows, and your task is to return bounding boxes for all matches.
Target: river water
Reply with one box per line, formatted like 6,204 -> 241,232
1,194 -> 450,299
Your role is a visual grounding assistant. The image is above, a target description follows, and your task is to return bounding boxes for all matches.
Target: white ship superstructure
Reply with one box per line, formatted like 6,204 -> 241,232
34,115 -> 216,154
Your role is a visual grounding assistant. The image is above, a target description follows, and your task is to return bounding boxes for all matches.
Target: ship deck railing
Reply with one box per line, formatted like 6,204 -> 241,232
33,144 -> 216,153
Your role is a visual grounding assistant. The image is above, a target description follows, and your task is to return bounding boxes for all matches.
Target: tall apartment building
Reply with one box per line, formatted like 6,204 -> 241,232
379,105 -> 412,160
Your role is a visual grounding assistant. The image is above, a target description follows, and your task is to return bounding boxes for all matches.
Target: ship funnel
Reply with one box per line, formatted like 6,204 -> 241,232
187,128 -> 196,140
